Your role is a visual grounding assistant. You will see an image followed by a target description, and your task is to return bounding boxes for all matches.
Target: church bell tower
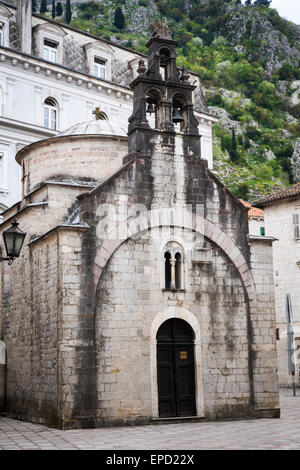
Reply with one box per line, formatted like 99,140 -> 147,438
128,23 -> 201,157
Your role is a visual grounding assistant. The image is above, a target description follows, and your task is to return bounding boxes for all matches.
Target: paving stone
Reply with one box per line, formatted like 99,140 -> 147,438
0,390 -> 299,450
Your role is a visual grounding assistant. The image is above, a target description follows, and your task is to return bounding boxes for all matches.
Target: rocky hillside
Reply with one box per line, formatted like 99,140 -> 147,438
48,0 -> 300,201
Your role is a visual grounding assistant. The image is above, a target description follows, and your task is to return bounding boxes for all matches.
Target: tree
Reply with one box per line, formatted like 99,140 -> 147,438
245,0 -> 252,5
114,7 -> 125,30
52,0 -> 56,19
221,135 -> 225,152
32,0 -> 37,13
231,127 -> 237,151
236,0 -> 241,4
56,2 -> 63,16
78,1 -> 103,20
229,128 -> 239,163
237,182 -> 250,200
279,63 -> 295,81
65,0 -> 72,24
40,0 -> 47,14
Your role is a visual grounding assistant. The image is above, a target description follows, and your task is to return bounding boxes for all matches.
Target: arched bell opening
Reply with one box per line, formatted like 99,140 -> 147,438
159,47 -> 171,81
146,89 -> 162,129
172,94 -> 187,132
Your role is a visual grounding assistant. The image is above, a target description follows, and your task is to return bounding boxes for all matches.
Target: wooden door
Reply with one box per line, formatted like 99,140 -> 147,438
157,318 -> 196,418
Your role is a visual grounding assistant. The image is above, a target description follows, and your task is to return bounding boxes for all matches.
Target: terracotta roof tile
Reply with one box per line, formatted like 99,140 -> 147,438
240,199 -> 264,218
253,184 -> 300,207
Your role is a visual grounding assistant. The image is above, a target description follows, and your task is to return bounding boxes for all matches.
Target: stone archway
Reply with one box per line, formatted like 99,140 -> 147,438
92,212 -> 257,313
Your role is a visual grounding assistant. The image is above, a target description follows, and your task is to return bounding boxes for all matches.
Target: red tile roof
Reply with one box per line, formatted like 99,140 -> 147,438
253,184 -> 300,207
240,199 -> 264,218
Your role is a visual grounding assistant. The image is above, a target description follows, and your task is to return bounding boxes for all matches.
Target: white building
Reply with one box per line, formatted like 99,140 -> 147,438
255,184 -> 300,386
240,199 -> 265,236
0,0 -> 217,212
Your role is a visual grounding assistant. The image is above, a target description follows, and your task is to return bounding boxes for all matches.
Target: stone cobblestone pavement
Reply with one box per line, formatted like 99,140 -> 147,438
0,390 -> 300,450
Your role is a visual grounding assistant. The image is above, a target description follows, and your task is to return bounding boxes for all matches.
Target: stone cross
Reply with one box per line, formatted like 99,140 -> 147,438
93,107 -> 102,120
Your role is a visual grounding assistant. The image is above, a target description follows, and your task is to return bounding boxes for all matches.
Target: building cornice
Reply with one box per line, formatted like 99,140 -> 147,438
0,115 -> 57,137
0,45 -> 133,100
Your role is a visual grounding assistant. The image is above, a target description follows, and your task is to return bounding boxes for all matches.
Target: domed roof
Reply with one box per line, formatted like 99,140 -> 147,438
57,119 -> 128,137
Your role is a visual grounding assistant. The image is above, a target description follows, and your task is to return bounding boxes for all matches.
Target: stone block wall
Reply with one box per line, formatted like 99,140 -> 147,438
0,213 -> 89,427
249,238 -> 279,412
1,227 -> 61,425
94,228 -> 253,423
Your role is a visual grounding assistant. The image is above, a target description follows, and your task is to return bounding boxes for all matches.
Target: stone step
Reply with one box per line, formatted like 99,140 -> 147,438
152,416 -> 207,425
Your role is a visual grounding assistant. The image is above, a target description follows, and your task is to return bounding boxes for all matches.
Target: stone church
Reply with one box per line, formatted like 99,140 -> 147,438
0,26 -> 280,429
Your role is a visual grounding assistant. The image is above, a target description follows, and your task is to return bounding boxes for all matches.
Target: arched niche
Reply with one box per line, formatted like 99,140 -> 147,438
145,87 -> 163,129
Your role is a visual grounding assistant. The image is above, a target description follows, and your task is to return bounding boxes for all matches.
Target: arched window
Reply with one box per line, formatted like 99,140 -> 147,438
163,242 -> 184,290
43,98 -> 58,130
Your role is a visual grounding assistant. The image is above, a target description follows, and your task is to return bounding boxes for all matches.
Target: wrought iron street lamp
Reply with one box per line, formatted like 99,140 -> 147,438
1,219 -> 26,264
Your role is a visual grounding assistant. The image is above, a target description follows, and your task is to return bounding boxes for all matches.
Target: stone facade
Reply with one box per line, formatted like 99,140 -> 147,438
0,27 -> 280,428
256,195 -> 300,387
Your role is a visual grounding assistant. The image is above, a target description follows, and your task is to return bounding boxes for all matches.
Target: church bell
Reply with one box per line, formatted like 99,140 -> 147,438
172,107 -> 184,124
146,102 -> 155,115
160,55 -> 168,68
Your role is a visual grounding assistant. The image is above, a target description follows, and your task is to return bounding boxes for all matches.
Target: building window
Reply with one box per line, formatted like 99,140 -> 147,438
260,226 -> 265,236
293,214 -> 300,239
0,151 -> 3,187
0,24 -> 3,46
163,242 -> 184,290
94,57 -> 106,79
43,39 -> 58,63
43,98 -> 57,130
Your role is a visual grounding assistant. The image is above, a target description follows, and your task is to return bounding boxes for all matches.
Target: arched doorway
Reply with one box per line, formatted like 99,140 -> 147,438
157,318 -> 196,418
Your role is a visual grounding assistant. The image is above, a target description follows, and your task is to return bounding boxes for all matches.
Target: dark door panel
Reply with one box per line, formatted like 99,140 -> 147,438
157,319 -> 196,418
157,345 -> 176,417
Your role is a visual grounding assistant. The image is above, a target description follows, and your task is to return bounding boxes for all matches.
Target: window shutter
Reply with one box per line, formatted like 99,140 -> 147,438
293,214 -> 300,239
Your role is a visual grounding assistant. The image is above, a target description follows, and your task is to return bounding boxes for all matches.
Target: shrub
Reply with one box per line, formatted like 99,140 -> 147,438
246,126 -> 261,140
236,182 -> 250,200
192,37 -> 203,48
212,36 -> 227,47
206,93 -> 224,106
279,63 -> 295,81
